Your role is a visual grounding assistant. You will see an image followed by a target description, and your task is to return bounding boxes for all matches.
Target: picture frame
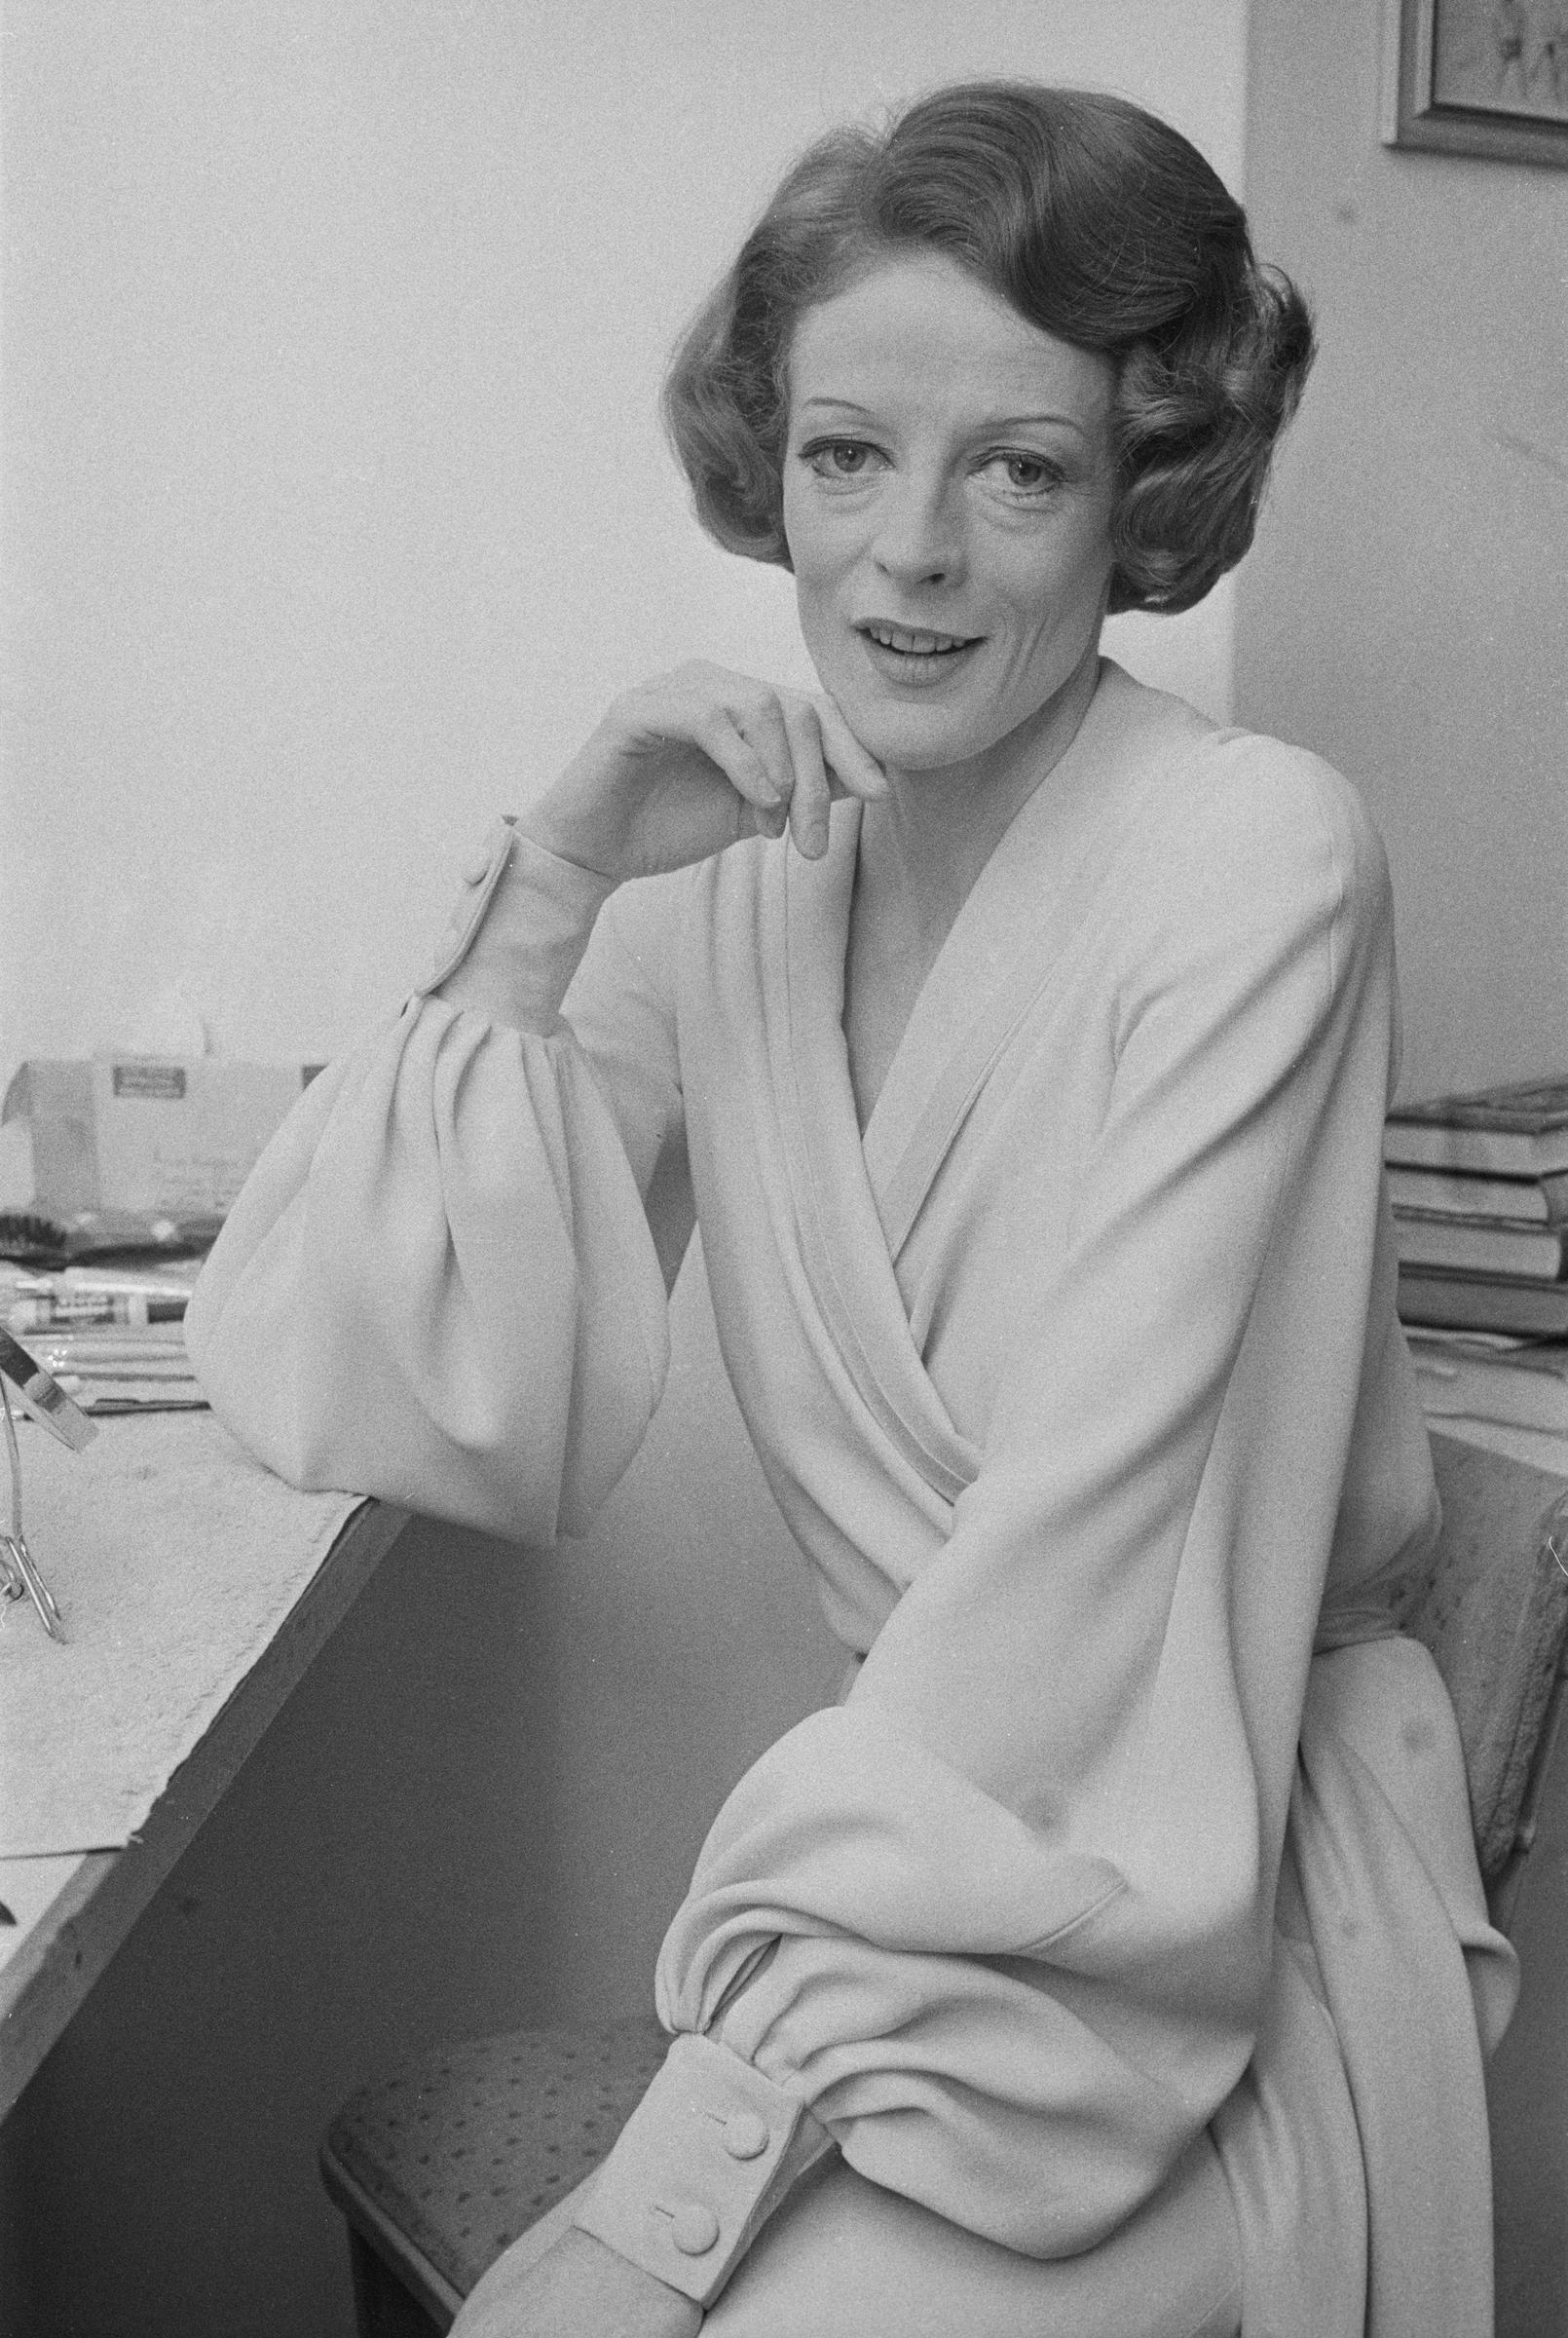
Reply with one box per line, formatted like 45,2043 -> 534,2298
1381,0 -> 1568,163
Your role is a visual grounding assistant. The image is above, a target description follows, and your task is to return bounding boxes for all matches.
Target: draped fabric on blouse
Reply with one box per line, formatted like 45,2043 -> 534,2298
186,661 -> 1516,2336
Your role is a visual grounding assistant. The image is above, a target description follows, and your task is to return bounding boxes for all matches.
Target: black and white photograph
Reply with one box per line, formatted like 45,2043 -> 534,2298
1,5 -> 1565,2335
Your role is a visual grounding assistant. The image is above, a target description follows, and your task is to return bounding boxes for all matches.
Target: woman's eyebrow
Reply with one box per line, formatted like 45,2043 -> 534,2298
796,396 -> 1095,440
980,410 -> 1095,439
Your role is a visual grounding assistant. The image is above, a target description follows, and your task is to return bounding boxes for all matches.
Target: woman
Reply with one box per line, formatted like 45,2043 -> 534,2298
188,83 -> 1515,2338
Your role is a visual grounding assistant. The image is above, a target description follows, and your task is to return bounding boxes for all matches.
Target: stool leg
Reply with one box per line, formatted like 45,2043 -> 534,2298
347,2224 -> 448,2338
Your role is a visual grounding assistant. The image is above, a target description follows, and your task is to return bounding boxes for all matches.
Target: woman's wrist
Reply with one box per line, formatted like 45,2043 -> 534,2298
572,2033 -> 826,2307
450,2225 -> 701,2338
511,730 -> 642,884
509,803 -> 605,875
422,817 -> 617,1033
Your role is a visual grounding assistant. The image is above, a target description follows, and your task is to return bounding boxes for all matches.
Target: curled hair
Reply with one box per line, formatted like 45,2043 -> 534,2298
663,83 -> 1314,615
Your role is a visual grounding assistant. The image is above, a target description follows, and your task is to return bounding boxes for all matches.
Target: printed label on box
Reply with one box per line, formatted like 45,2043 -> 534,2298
112,1065 -> 188,1101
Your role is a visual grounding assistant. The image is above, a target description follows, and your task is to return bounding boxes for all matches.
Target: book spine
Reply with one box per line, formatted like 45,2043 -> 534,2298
1389,1080 -> 1568,1132
1383,1122 -> 1567,1177
1398,1268 -> 1568,1339
1386,1167 -> 1558,1225
1392,1214 -> 1566,1279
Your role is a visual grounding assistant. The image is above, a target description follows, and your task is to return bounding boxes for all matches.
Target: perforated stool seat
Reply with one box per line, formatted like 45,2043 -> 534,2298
321,2014 -> 670,2334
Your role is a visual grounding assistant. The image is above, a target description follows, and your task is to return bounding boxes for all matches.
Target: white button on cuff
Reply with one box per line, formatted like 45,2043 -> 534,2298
722,2113 -> 769,2161
417,820 -> 520,996
668,2204 -> 721,2257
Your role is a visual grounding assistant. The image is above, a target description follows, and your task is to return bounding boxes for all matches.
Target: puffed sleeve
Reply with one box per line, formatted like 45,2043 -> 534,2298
572,745 -> 1428,2301
185,828 -> 691,1541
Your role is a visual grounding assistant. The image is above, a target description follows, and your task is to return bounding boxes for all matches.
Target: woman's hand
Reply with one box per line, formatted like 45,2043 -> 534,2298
452,2226 -> 703,2338
519,661 -> 886,883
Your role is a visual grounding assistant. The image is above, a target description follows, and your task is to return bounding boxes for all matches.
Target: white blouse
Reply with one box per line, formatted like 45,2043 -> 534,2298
187,661 -> 1516,2336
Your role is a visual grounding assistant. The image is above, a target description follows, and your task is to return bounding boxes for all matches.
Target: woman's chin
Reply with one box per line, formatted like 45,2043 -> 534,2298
823,644 -> 1103,784
835,699 -> 1004,778
812,653 -> 990,774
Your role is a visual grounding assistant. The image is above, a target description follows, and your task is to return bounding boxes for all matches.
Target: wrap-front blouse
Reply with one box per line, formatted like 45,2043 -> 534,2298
187,662 -> 1516,2335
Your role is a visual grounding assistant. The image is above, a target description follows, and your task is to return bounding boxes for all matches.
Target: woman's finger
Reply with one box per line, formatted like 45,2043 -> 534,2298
688,706 -> 784,813
781,699 -> 833,860
728,690 -> 798,812
812,695 -> 889,803
741,798 -> 791,843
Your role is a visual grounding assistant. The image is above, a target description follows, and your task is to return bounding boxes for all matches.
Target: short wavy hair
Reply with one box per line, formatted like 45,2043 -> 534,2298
663,82 -> 1314,616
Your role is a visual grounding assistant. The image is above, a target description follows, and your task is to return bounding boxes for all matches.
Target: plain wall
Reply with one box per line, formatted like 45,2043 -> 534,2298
1233,0 -> 1568,1101
0,7 -> 1249,2334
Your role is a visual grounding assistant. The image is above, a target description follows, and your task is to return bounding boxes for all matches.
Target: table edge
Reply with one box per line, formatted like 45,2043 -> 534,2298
0,1496 -> 412,2120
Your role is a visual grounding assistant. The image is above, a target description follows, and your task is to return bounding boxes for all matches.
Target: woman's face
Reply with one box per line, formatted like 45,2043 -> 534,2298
782,252 -> 1117,775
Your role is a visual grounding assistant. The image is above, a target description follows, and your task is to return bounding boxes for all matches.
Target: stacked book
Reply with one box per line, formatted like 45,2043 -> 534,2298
1387,1075 -> 1568,1338
1386,1077 -> 1568,1465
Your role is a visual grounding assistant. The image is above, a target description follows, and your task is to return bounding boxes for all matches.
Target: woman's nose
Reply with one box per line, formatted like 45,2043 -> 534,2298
871,474 -> 965,587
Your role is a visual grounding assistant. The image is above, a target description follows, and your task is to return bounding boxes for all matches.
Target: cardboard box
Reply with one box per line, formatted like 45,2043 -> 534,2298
3,1057 -> 323,1222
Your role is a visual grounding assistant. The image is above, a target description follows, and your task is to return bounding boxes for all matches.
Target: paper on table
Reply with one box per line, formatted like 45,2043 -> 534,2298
0,1411 -> 362,1856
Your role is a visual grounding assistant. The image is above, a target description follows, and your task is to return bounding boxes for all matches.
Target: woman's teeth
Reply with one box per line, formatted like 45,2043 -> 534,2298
863,623 -> 976,655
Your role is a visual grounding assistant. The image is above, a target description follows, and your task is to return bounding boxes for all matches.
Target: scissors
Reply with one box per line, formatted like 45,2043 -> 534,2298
0,1323 -> 95,1640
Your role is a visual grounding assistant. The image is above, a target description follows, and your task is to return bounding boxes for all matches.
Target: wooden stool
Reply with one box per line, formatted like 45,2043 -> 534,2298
321,1435 -> 1568,2337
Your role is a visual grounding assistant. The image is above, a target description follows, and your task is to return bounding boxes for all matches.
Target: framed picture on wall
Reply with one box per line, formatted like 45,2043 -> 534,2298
1382,0 -> 1568,162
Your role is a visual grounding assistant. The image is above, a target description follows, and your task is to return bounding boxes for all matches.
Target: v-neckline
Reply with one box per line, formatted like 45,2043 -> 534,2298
744,658 -> 1214,1515
773,821 -> 980,1508
851,660 -> 1131,1140
787,660 -> 1211,1263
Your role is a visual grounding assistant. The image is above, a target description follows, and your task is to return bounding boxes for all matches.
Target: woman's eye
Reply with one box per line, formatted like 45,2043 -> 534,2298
982,453 -> 1062,500
803,439 -> 881,481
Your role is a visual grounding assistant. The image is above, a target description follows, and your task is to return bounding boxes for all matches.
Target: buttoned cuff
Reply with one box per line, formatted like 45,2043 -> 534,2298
417,816 -> 617,1030
572,2032 -> 832,2307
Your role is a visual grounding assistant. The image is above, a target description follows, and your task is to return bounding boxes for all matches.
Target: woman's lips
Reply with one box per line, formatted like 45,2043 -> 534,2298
855,621 -> 983,687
